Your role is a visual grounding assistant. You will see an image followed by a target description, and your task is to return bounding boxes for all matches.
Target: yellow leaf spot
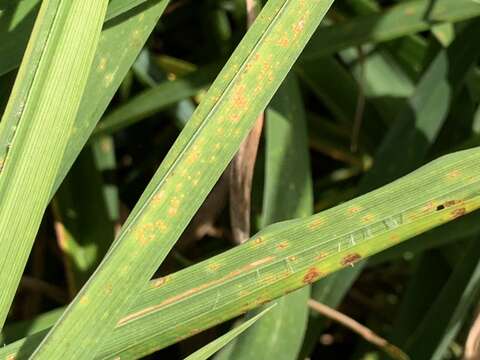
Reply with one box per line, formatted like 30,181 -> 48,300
155,220 -> 168,232
348,206 -> 362,214
308,217 -> 324,229
208,263 -> 221,272
232,84 -> 248,109
104,284 -> 113,295
251,237 -> 265,248
80,296 -> 89,305
152,190 -> 165,205
447,170 -> 461,179
171,197 -> 180,207
98,57 -> 107,71
104,73 -> 114,87
362,214 -> 375,223
152,276 -> 170,288
278,36 -> 289,47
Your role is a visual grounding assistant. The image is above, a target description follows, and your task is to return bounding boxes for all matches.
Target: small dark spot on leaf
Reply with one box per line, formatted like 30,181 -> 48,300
341,253 -> 362,267
451,208 -> 466,219
303,267 -> 322,284
436,204 -> 445,211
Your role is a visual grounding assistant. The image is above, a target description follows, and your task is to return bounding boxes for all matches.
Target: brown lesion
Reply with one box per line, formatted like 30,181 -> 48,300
152,276 -> 171,288
341,253 -> 362,267
308,217 -> 325,229
451,208 -> 467,219
447,170 -> 461,179
362,214 -> 375,223
436,199 -> 464,211
276,241 -> 289,250
303,267 -> 323,284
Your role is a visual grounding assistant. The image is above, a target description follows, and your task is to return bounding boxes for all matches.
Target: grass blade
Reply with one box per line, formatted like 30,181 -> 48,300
52,147 -> 115,295
0,0 -> 107,328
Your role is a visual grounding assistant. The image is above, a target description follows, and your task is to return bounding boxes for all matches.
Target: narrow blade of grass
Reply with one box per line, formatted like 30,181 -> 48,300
0,0 -> 107,328
52,147 -> 116,296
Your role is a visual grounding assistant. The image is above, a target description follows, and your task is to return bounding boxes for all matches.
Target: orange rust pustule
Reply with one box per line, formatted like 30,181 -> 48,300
341,253 -> 362,267
276,241 -> 289,250
303,267 -> 322,284
451,208 -> 467,219
444,200 -> 463,208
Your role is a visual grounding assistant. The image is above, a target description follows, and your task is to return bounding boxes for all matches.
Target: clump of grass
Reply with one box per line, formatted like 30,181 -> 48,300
0,0 -> 480,359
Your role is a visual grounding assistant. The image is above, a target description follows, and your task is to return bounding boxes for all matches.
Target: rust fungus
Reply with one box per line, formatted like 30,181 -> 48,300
390,234 -> 400,243
104,284 -> 113,295
208,263 -> 221,272
152,190 -> 165,205
152,276 -> 170,288
308,217 -> 324,229
155,220 -> 168,232
80,296 -> 89,305
362,214 -> 375,223
136,223 -> 156,246
315,252 -> 327,260
436,199 -> 464,211
422,201 -> 436,213
348,206 -> 362,214
230,113 -> 240,123
451,208 -> 467,219
303,267 -> 322,284
252,237 -> 265,247
189,328 -> 201,336
447,170 -> 461,179
232,84 -> 247,109
341,253 -> 362,267
168,197 -> 181,216
276,241 -> 289,250
278,37 -> 289,47
293,18 -> 305,36
288,255 -> 297,262
254,296 -> 270,306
